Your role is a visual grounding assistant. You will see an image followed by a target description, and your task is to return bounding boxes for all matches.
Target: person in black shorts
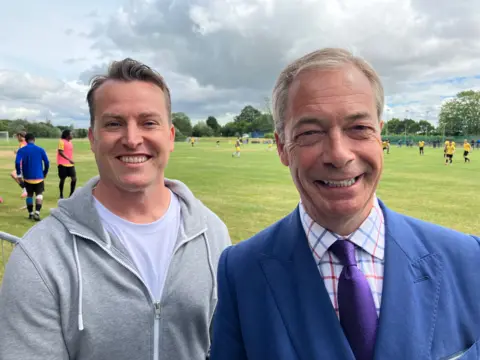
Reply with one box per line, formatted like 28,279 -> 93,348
58,164 -> 77,197
57,130 -> 76,198
14,133 -> 50,221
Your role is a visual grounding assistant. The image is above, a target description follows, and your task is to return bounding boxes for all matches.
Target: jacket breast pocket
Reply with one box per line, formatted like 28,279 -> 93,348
441,340 -> 480,360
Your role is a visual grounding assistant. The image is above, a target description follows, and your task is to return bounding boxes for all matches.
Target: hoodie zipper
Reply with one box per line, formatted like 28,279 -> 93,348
153,302 -> 161,359
71,232 -> 160,359
70,229 -> 207,360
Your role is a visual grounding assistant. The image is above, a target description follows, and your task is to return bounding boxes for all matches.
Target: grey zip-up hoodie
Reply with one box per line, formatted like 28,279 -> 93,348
0,176 -> 232,360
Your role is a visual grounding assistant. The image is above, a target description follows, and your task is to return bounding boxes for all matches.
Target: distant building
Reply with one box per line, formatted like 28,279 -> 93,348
251,131 -> 265,138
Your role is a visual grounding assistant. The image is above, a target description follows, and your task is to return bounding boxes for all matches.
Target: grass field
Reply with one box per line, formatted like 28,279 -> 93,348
1,138 -> 479,283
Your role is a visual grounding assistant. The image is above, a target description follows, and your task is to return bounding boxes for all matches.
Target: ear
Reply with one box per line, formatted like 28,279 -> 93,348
275,132 -> 289,167
379,120 -> 384,132
88,127 -> 95,152
169,124 -> 175,152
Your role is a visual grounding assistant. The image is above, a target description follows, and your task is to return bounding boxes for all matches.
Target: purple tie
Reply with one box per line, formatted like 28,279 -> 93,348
330,240 -> 378,360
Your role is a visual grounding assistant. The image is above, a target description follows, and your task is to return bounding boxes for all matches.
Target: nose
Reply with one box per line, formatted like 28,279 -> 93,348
321,129 -> 355,169
122,122 -> 143,149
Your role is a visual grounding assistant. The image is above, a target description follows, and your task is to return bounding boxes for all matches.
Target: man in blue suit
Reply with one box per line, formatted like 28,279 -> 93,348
210,48 -> 480,360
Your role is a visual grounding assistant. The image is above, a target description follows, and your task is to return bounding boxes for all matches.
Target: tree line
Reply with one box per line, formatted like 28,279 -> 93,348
385,90 -> 480,138
0,104 -> 275,141
173,104 -> 274,140
0,119 -> 88,139
2,90 -> 479,141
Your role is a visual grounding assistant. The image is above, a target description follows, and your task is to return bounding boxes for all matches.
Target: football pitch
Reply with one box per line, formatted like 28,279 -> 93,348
1,138 -> 479,283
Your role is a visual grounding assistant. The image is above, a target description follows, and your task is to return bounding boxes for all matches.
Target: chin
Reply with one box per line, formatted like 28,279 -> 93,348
114,176 -> 156,192
310,196 -> 367,218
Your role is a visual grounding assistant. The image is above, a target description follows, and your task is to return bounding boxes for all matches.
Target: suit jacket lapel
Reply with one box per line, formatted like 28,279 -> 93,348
259,207 -> 355,360
374,202 -> 444,359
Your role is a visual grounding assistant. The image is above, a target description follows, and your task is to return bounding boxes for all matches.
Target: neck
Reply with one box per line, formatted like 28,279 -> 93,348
304,199 -> 374,237
93,179 -> 171,224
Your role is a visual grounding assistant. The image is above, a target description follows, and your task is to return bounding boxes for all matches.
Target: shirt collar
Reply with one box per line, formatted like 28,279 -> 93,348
299,196 -> 385,260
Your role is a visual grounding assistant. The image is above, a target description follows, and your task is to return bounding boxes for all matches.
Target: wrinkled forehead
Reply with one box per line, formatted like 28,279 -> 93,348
290,65 -> 374,101
285,66 -> 376,124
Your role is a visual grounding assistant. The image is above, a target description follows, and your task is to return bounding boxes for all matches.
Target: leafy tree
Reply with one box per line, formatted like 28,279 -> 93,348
206,116 -> 220,135
172,112 -> 193,136
234,105 -> 262,134
174,127 -> 186,142
383,118 -> 403,135
417,120 -> 435,135
221,122 -> 238,137
439,90 -> 480,136
73,129 -> 88,138
404,119 -> 419,134
234,105 -> 262,124
192,121 -> 214,137
251,113 -> 274,133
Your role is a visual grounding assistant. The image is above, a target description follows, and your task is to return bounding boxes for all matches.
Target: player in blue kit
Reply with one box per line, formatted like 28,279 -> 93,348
15,133 -> 50,221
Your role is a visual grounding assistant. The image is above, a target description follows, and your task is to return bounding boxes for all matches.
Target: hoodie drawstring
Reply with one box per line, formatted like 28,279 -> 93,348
73,235 -> 84,331
203,233 -> 217,303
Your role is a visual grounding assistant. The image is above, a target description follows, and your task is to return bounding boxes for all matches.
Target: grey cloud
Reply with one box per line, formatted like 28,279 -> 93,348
10,0 -> 479,125
85,9 -> 99,18
78,63 -> 109,84
64,57 -> 87,65
87,0 -> 480,98
65,28 -> 74,36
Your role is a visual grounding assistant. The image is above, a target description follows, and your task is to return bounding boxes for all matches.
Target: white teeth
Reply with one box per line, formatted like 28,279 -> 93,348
119,156 -> 148,164
321,177 -> 357,188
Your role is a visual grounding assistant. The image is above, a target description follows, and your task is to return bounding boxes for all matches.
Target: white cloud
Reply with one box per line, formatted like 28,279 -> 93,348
0,105 -> 42,120
0,70 -> 89,124
1,0 -> 480,127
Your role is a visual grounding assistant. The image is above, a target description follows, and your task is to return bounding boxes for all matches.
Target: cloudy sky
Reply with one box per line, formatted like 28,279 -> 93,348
1,0 -> 480,128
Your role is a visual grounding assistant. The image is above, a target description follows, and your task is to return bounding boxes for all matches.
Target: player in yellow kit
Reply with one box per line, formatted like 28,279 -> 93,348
444,140 -> 449,158
232,139 -> 241,157
445,140 -> 455,165
381,139 -> 390,154
463,139 -> 471,163
418,140 -> 425,155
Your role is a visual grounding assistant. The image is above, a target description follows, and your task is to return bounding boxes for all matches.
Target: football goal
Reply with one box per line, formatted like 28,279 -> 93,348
0,131 -> 9,143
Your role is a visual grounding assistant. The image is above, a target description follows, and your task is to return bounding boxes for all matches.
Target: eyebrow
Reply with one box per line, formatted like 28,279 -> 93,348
101,112 -> 163,120
344,111 -> 371,122
138,112 -> 162,119
292,117 -> 326,131
101,113 -> 124,120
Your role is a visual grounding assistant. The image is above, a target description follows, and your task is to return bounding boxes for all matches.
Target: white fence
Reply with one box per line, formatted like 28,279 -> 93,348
0,231 -> 20,272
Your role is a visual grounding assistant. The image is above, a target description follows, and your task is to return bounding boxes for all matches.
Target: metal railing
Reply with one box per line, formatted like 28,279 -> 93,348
0,231 -> 20,272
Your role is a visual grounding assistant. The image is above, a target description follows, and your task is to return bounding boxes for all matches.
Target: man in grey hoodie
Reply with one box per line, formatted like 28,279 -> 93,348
0,58 -> 232,360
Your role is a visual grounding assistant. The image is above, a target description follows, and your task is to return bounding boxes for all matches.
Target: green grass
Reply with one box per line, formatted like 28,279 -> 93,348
1,138 -> 479,283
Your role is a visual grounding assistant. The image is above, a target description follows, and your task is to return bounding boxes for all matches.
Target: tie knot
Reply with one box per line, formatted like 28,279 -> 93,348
330,239 -> 357,267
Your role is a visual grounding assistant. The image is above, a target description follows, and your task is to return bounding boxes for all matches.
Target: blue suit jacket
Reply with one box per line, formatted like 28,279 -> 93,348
210,201 -> 480,360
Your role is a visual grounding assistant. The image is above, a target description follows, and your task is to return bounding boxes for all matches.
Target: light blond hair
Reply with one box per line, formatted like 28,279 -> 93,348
272,48 -> 384,140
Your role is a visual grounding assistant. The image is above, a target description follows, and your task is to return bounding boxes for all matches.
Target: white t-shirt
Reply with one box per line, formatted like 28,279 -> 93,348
94,190 -> 181,301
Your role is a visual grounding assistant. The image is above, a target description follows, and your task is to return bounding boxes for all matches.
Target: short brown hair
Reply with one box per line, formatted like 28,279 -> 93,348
86,58 -> 172,127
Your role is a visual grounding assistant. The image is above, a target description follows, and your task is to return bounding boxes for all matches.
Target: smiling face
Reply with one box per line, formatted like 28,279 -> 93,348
88,80 -> 175,193
276,65 -> 384,234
